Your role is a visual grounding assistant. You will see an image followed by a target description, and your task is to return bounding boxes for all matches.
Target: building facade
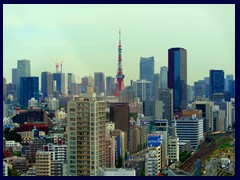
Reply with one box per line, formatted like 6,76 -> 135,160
168,48 -> 187,112
67,94 -> 106,176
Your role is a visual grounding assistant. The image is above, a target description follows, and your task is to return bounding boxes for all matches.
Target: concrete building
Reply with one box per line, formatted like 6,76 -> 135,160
105,135 -> 116,168
173,115 -> 204,149
106,76 -> 115,96
168,136 -> 179,163
99,167 -> 136,176
48,98 -> 59,111
133,80 -> 151,102
145,134 -> 163,176
192,101 -> 214,133
110,103 -> 130,150
158,88 -> 173,121
129,125 -> 140,154
35,151 -> 51,176
28,98 -> 38,110
119,86 -> 135,104
67,94 -> 106,176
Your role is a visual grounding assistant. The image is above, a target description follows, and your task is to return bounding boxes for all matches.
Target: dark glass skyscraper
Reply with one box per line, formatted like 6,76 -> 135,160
41,72 -> 53,98
209,70 -> 224,100
19,77 -> 39,109
168,47 -> 187,112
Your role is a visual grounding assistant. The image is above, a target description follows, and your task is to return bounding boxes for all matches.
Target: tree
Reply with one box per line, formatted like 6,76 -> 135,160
116,157 -> 123,168
4,128 -> 22,143
8,168 -> 21,176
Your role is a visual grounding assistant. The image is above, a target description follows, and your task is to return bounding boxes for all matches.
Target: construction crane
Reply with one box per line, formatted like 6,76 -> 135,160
53,59 -> 59,73
60,60 -> 64,73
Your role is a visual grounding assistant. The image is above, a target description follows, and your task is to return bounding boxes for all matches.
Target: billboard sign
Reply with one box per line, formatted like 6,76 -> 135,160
147,134 -> 161,147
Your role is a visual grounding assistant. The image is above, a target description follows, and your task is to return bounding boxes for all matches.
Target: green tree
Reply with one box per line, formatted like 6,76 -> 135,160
116,157 -> 123,168
4,128 -> 22,143
141,162 -> 145,176
8,168 -> 21,176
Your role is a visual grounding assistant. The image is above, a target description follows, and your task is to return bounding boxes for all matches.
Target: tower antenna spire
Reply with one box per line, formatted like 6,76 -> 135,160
114,28 -> 125,97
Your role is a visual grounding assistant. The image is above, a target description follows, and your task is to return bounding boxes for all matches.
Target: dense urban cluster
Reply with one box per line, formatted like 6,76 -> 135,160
3,34 -> 235,176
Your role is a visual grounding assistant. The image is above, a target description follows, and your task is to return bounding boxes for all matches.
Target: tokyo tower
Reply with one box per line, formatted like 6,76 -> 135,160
114,29 -> 125,96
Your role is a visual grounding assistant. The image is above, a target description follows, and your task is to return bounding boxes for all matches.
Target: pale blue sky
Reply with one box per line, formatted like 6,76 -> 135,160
3,4 -> 235,86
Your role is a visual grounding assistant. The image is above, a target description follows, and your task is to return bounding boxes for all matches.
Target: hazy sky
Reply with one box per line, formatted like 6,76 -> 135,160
3,4 -> 235,86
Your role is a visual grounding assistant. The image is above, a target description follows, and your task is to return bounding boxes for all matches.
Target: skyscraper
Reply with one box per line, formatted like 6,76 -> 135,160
19,77 -> 39,109
160,66 -> 168,89
153,73 -> 160,100
140,56 -> 154,98
94,72 -> 105,96
110,103 -> 130,150
16,59 -> 31,100
67,94 -> 106,176
67,73 -> 75,94
209,70 -> 224,100
168,48 -> 187,112
12,68 -> 17,85
106,76 -> 115,96
133,80 -> 151,102
158,89 -> 173,121
41,71 -> 53,98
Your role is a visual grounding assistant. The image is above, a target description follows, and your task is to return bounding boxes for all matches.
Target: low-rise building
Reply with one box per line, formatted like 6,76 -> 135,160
99,167 -> 136,176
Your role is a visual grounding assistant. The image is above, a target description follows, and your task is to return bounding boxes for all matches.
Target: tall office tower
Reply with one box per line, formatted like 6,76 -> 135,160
110,103 -> 130,150
67,73 -> 75,94
3,77 -> 6,101
41,71 -> 53,98
213,105 -> 225,132
160,66 -> 168,89
192,101 -> 214,133
145,134 -> 164,176
209,70 -> 224,100
194,80 -> 206,99
225,74 -> 235,98
35,151 -> 51,176
187,85 -> 193,103
172,115 -> 204,149
129,125 -> 140,154
12,68 -> 17,85
16,59 -> 31,99
114,30 -> 125,97
158,89 -> 173,121
94,72 -> 105,96
203,77 -> 210,99
140,56 -> 154,98
168,48 -> 187,112
153,73 -> 160,100
67,94 -> 106,176
19,77 -> 39,109
133,80 -> 151,102
106,76 -> 115,96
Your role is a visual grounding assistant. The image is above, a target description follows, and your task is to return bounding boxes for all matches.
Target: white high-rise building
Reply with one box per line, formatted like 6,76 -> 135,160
160,66 -> 168,89
28,98 -> 38,110
168,136 -> 179,163
145,146 -> 162,176
173,115 -> 204,149
48,98 -> 59,111
67,93 -> 106,176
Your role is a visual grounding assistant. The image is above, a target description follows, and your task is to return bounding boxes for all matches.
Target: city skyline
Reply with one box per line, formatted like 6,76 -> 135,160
3,4 -> 235,86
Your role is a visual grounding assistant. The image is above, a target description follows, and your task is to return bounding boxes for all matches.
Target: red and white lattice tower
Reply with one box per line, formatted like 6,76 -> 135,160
114,29 -> 125,97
